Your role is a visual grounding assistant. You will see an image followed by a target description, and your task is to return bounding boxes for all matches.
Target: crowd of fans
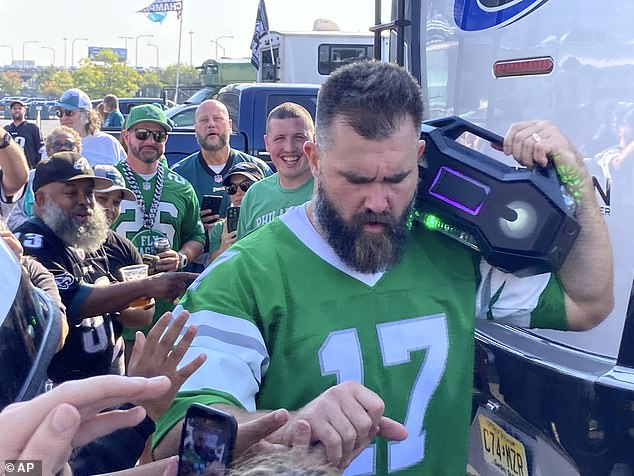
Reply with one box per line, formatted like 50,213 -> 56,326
0,60 -> 614,474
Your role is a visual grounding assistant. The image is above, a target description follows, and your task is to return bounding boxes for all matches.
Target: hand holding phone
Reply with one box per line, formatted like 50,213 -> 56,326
201,195 -> 223,229
226,206 -> 240,234
178,403 -> 237,476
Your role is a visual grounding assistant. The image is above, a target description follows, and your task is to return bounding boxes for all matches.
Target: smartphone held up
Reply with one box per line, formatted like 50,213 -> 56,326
178,403 -> 237,476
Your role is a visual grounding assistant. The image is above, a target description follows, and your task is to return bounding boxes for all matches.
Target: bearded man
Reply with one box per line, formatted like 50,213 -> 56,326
16,152 -> 195,382
153,61 -> 613,476
4,99 -> 43,169
171,99 -> 272,223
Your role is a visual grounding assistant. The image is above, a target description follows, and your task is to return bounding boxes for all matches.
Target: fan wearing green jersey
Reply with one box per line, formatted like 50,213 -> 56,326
113,105 -> 205,345
236,102 -> 315,239
153,62 -> 613,474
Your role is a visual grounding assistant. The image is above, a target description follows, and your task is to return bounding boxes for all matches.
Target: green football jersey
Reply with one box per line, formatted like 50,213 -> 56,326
113,160 -> 205,337
236,173 -> 314,239
157,205 -> 566,475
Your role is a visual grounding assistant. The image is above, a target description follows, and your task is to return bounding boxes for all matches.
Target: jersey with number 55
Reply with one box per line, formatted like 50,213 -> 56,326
159,205 -> 566,475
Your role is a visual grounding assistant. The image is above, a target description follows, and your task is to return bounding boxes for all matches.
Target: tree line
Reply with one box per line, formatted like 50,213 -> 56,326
0,49 -> 201,99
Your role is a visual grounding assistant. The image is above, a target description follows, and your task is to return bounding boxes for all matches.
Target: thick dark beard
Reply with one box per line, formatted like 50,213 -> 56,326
313,181 -> 411,274
40,200 -> 109,253
197,131 -> 228,152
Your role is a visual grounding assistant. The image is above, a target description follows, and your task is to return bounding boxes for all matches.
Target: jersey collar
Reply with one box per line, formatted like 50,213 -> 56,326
280,204 -> 385,287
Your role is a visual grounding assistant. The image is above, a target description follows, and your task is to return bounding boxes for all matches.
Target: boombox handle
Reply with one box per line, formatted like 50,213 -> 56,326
421,116 -> 557,181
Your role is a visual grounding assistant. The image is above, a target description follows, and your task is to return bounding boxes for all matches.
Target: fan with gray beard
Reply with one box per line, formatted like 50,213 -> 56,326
197,130 -> 228,152
312,181 -> 412,274
40,200 -> 110,253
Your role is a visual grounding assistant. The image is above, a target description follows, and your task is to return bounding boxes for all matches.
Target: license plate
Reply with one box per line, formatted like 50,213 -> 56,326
478,415 -> 529,476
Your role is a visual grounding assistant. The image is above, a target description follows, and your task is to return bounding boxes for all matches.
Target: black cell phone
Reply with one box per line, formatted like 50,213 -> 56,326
201,195 -> 223,216
178,403 -> 237,476
226,206 -> 240,233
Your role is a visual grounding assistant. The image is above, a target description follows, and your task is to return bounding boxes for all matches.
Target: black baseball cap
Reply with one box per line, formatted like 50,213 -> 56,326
9,100 -> 26,108
222,162 -> 265,186
33,151 -> 113,193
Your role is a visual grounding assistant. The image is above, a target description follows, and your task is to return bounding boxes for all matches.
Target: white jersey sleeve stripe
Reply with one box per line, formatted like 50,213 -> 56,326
180,307 -> 268,348
176,308 -> 270,412
476,258 -> 551,326
195,324 -> 269,365
179,343 -> 262,411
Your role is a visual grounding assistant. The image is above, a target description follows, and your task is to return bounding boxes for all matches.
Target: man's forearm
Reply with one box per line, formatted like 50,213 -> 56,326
0,132 -> 29,197
179,240 -> 204,263
559,174 -> 614,328
80,280 -> 149,317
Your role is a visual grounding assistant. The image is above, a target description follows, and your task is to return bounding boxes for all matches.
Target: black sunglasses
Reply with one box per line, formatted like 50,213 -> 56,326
55,109 -> 75,118
50,141 -> 77,153
226,180 -> 254,195
133,128 -> 168,143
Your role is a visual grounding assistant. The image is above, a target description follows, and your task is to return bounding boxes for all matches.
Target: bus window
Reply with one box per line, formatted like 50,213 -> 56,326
318,44 -> 374,75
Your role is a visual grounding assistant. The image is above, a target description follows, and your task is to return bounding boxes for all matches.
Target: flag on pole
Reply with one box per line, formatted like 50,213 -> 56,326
250,0 -> 270,69
138,0 -> 183,22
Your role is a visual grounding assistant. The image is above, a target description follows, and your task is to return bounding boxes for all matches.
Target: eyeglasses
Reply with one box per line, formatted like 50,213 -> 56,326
133,128 -> 168,143
50,141 -> 77,153
226,180 -> 254,195
55,109 -> 75,118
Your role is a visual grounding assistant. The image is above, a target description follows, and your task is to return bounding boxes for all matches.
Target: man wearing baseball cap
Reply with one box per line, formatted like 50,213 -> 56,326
205,161 -> 265,264
15,152 -> 197,382
93,164 -> 136,225
4,99 -> 43,169
51,88 -> 126,167
114,104 -> 204,343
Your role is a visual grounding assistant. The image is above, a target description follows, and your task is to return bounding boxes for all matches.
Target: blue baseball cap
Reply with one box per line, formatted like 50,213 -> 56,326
55,88 -> 92,111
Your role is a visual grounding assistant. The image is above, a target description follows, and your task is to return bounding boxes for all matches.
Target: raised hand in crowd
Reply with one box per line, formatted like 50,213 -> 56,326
0,375 -> 171,476
128,310 -> 206,422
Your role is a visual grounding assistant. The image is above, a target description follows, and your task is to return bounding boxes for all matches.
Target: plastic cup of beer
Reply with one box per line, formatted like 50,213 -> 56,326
120,264 -> 151,308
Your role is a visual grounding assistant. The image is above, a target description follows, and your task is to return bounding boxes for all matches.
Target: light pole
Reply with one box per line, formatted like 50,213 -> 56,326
41,46 -> 55,66
134,34 -> 153,68
22,40 -> 38,68
62,37 -> 68,67
188,31 -> 194,66
118,36 -> 133,64
0,45 -> 13,66
213,35 -> 233,59
71,38 -> 87,67
147,43 -> 160,69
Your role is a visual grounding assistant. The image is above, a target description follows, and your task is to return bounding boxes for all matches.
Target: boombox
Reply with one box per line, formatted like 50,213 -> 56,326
416,116 -> 580,277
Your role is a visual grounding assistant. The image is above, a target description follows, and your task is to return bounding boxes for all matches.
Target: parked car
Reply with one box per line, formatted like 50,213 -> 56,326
165,104 -> 197,128
0,96 -> 29,115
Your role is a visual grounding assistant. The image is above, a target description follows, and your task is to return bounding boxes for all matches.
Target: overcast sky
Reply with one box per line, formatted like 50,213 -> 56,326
3,0 -> 386,68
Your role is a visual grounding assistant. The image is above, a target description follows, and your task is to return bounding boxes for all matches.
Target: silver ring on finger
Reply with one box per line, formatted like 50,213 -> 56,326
532,132 -> 542,143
